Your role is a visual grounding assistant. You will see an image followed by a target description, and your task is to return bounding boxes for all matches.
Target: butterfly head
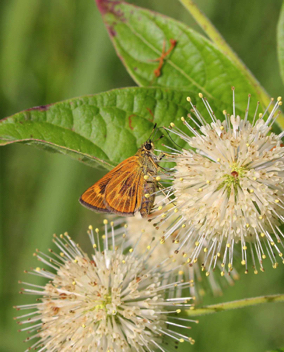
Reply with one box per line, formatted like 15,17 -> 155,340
143,140 -> 155,153
142,124 -> 164,154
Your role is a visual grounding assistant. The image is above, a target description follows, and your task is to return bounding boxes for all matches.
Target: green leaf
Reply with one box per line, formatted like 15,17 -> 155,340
177,0 -> 279,126
96,0 -> 262,116
278,1 -> 284,85
0,87 -> 215,169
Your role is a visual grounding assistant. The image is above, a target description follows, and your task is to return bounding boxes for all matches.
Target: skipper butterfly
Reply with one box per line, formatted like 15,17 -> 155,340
79,131 -> 162,218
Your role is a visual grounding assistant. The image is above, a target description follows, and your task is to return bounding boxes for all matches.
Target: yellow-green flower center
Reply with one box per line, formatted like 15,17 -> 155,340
88,294 -> 115,316
219,163 -> 246,195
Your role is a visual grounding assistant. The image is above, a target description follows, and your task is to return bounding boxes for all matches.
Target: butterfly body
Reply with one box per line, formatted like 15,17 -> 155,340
80,140 -> 159,218
140,180 -> 156,218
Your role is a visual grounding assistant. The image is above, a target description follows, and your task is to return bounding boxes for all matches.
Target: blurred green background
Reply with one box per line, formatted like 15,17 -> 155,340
0,0 -> 284,351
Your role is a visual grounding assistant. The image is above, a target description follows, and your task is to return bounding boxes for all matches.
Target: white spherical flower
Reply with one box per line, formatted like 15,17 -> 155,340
156,91 -> 284,275
115,205 -> 239,300
15,222 -> 196,351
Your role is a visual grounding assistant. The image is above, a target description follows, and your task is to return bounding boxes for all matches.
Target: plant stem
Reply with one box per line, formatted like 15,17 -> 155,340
185,294 -> 284,317
178,0 -> 284,129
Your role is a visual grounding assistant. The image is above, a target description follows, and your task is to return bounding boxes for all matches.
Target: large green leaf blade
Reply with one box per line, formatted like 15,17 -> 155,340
177,0 -> 277,121
0,87 -> 210,169
96,0 -> 265,115
278,1 -> 284,85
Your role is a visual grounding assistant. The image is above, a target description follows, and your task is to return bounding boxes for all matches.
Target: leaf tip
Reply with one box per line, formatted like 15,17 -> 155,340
95,0 -> 108,16
95,0 -> 121,17
95,0 -> 126,36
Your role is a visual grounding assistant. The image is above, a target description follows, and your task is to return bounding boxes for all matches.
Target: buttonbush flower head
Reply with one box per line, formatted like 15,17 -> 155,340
14,221 -> 196,351
155,90 -> 284,275
113,202 -> 239,299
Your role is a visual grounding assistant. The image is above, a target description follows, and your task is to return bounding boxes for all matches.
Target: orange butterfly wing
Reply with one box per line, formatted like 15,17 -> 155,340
105,158 -> 144,216
79,156 -> 143,215
79,170 -> 114,213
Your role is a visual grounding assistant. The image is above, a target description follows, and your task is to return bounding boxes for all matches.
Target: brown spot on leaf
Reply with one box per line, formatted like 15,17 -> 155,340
146,108 -> 154,122
128,114 -> 136,130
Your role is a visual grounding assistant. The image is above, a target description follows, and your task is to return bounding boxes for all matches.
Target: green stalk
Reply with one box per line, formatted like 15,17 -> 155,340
178,0 -> 284,129
185,294 -> 284,317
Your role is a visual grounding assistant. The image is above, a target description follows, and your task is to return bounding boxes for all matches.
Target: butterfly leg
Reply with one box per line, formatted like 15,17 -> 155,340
157,152 -> 166,161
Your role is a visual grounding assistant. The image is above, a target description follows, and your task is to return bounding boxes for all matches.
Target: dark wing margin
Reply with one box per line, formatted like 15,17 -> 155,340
79,173 -> 113,212
79,156 -> 141,214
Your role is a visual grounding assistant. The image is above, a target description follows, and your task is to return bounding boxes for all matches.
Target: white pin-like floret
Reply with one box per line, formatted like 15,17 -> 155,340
112,200 -> 239,299
15,224 -> 196,351
157,92 -> 284,275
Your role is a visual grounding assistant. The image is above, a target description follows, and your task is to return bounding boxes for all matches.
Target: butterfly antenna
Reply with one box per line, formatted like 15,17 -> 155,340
153,134 -> 164,143
148,123 -> 157,139
162,127 -> 183,149
149,123 -> 165,143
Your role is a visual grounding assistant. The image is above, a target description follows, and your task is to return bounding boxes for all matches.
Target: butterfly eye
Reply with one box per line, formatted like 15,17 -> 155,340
145,143 -> 152,151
